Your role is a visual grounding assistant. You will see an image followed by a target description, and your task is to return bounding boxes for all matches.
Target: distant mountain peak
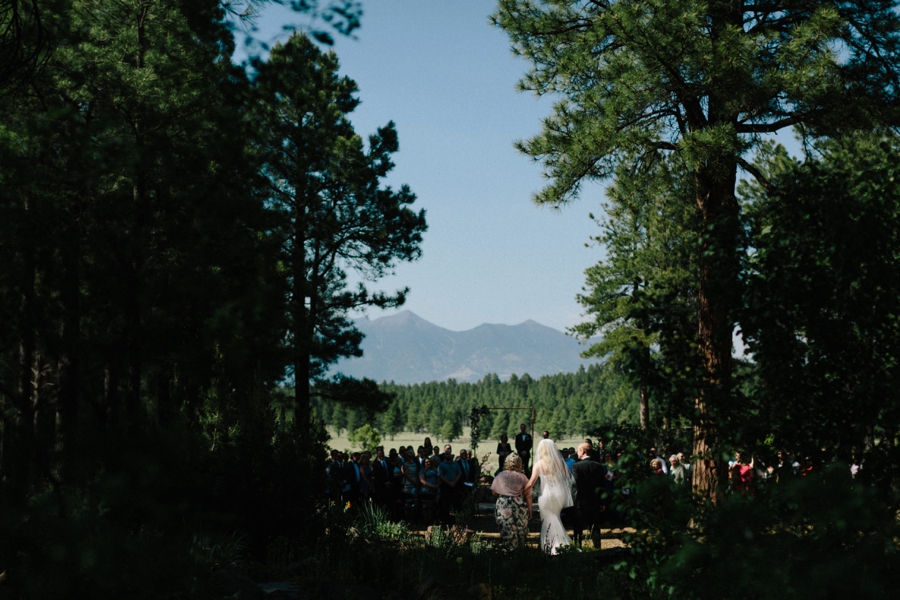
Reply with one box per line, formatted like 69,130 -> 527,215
336,312 -> 598,384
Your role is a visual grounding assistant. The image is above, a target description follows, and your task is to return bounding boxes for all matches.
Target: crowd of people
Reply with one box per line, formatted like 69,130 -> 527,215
325,437 -> 481,525
324,425 -> 862,551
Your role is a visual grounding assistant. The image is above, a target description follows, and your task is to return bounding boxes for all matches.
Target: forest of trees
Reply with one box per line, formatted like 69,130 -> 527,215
3,0 -> 900,597
314,364 -> 642,441
495,0 -> 900,502
0,1 -> 423,596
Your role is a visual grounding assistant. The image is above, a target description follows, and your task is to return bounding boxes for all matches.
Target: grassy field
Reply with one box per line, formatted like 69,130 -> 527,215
326,426 -> 588,464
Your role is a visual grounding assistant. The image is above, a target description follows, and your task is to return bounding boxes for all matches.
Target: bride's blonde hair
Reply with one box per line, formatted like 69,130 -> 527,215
537,439 -> 569,484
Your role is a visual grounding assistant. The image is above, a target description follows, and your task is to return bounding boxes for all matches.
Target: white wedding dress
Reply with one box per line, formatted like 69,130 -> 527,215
538,477 -> 571,554
534,439 -> 573,555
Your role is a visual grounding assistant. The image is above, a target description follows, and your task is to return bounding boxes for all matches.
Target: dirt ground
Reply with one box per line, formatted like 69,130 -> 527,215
408,507 -> 632,550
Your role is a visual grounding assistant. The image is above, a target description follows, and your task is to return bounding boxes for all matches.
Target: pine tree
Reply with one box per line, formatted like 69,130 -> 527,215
250,33 -> 427,425
495,0 -> 900,501
572,155 -> 701,430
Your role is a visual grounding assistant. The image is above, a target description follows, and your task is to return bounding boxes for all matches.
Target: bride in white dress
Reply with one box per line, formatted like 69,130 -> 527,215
525,438 -> 574,554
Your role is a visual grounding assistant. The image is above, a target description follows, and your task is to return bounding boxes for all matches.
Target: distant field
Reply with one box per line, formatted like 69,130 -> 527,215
326,426 -> 588,465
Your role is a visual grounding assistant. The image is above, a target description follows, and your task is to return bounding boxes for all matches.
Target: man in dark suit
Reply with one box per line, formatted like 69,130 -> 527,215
572,442 -> 607,547
417,446 -> 428,471
326,449 -> 345,502
515,423 -> 532,470
371,446 -> 391,507
343,451 -> 362,506
457,449 -> 479,485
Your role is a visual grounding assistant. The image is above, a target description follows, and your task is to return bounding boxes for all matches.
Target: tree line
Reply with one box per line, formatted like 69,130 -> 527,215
314,364 -> 642,442
0,1 -> 421,595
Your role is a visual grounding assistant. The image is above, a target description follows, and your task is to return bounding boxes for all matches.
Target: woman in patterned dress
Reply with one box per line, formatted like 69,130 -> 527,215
491,454 -> 532,550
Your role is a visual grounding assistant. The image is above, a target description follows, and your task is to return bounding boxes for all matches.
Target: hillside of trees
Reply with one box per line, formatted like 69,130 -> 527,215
314,364 -> 641,441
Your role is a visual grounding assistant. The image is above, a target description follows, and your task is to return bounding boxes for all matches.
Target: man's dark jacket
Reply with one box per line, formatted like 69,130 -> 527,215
571,458 -> 607,510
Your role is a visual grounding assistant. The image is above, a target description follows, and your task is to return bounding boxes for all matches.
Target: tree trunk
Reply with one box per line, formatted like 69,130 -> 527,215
56,217 -> 80,468
687,0 -> 743,505
292,195 -> 311,426
639,383 -> 649,430
691,159 -> 739,504
4,196 -> 39,493
124,1 -> 150,425
125,202 -> 143,421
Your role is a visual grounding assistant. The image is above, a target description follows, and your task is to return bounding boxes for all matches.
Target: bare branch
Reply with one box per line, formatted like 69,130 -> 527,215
737,116 -> 802,134
737,156 -> 775,192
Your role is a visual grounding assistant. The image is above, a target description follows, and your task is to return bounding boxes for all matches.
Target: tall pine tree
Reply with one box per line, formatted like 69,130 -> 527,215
495,0 -> 900,501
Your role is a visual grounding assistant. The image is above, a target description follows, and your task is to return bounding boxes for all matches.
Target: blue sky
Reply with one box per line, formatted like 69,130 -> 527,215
240,1 -> 606,334
239,1 -> 797,346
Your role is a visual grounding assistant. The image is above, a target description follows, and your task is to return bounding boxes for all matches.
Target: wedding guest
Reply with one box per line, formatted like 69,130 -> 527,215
359,455 -> 373,500
389,450 -> 405,517
497,434 -> 512,472
669,454 -> 689,486
677,452 -> 691,476
417,446 -> 428,471
731,452 -> 756,494
401,450 -> 419,496
563,448 -> 576,474
850,452 -> 863,479
372,446 -> 392,506
344,452 -> 362,505
423,436 -> 434,457
457,449 -> 479,485
437,451 -> 462,522
326,449 -> 344,502
648,447 -> 668,474
584,439 -> 599,461
491,454 -> 532,550
419,458 -> 440,502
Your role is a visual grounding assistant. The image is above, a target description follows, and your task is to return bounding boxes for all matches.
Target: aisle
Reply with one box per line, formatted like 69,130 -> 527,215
407,511 -> 633,550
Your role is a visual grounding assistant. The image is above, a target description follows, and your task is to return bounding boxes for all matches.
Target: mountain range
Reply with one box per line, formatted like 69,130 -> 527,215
332,310 -> 599,384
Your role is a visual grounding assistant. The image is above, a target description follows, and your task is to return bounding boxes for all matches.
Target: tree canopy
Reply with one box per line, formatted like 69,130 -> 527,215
495,0 -> 900,500
249,33 -> 426,422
